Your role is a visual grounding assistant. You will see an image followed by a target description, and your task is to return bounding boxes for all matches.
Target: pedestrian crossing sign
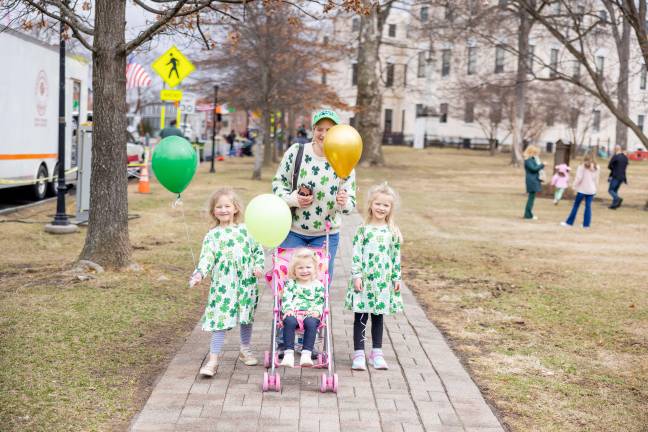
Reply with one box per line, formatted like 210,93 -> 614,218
151,46 -> 195,88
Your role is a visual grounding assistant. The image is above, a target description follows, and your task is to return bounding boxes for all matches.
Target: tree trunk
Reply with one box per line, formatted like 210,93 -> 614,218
355,1 -> 391,166
615,15 -> 631,150
79,0 -> 131,269
512,4 -> 532,167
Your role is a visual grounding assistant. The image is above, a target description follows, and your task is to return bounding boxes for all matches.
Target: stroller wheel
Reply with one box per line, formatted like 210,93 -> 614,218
274,373 -> 281,392
263,351 -> 270,368
320,373 -> 328,393
332,373 -> 339,393
262,372 -> 269,392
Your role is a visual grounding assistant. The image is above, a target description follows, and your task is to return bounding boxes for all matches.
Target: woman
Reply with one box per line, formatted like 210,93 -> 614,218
272,109 -> 357,281
561,152 -> 600,228
523,145 -> 544,220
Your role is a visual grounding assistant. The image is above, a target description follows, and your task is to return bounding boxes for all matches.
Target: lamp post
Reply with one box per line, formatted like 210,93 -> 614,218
46,5 -> 78,234
210,85 -> 219,173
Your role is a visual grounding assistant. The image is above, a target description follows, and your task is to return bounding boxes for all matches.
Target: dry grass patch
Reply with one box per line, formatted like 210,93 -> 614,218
0,158 -> 271,431
355,147 -> 648,432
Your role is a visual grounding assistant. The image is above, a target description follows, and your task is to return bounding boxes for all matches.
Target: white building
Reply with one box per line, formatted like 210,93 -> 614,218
327,2 -> 648,152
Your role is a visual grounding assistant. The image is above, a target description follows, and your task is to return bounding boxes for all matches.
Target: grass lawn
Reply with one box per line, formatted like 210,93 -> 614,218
357,147 -> 648,432
1,147 -> 646,431
0,158 -> 272,431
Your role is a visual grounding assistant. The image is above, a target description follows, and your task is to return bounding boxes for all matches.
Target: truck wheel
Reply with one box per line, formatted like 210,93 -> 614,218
47,163 -> 59,196
32,164 -> 48,201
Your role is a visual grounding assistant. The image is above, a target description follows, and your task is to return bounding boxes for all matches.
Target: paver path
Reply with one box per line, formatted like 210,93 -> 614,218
130,214 -> 505,432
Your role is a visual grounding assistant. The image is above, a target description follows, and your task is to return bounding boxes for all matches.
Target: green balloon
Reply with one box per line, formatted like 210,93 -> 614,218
245,194 -> 292,248
152,136 -> 198,194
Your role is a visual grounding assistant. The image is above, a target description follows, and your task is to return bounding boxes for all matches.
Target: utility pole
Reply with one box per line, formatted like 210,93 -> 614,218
210,85 -> 219,173
46,2 -> 78,234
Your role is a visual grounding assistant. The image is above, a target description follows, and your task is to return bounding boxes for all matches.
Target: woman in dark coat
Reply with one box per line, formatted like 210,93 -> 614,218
523,145 -> 544,220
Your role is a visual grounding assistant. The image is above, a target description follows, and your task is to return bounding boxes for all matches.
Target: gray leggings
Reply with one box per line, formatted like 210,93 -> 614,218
210,323 -> 253,354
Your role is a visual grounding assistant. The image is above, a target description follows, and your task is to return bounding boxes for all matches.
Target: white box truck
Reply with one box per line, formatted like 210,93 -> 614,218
0,26 -> 90,200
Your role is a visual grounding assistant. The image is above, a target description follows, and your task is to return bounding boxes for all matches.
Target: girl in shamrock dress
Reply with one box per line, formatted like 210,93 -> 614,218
189,188 -> 265,377
279,248 -> 326,368
345,182 -> 403,371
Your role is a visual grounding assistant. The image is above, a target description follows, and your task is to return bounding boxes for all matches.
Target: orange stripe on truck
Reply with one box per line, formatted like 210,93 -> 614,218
0,153 -> 57,160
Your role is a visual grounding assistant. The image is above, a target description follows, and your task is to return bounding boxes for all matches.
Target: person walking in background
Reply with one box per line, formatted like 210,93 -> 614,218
550,164 -> 570,205
561,152 -> 600,229
608,145 -> 629,209
225,129 -> 236,156
159,119 -> 184,139
523,145 -> 544,220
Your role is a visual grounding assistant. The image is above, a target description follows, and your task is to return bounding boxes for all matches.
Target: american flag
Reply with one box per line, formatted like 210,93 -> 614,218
125,58 -> 152,89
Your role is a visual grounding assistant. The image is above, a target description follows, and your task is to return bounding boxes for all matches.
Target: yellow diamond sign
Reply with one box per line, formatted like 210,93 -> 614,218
151,46 -> 195,88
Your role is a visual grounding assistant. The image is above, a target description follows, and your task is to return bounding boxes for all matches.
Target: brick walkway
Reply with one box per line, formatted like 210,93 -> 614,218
130,214 -> 504,432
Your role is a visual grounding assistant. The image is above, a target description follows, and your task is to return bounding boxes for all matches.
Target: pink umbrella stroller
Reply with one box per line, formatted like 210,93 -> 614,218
262,230 -> 338,393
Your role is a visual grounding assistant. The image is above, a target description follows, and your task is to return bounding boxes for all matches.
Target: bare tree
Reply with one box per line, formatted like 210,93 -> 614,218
193,5 -> 346,179
355,0 -> 393,166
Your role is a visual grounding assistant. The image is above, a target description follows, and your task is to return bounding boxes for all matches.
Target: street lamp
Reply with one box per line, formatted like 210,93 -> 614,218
45,6 -> 78,234
210,85 -> 219,173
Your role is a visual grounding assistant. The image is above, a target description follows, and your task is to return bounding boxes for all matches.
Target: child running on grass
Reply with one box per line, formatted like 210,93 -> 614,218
189,188 -> 265,377
280,248 -> 326,368
345,182 -> 403,371
551,164 -> 570,205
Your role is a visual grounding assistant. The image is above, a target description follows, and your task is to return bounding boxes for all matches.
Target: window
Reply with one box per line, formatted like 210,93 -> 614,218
592,109 -> 601,132
596,55 -> 605,75
569,109 -> 579,129
598,10 -> 608,23
527,45 -> 535,73
352,17 -> 360,32
352,63 -> 357,86
440,103 -> 448,123
445,5 -> 453,20
546,111 -> 555,126
641,65 -> 647,90
639,114 -> 645,132
550,48 -> 559,77
388,24 -> 396,37
321,71 -> 327,85
467,46 -> 477,75
572,61 -> 581,80
416,103 -> 424,117
490,104 -> 502,124
403,64 -> 408,87
441,49 -> 451,77
420,6 -> 429,22
417,51 -> 426,78
495,45 -> 505,73
401,109 -> 406,132
553,2 -> 561,15
465,102 -> 475,123
384,108 -> 393,133
386,63 -> 394,87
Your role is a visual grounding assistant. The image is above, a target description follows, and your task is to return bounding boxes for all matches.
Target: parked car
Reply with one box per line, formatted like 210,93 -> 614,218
127,131 -> 145,164
629,149 -> 648,161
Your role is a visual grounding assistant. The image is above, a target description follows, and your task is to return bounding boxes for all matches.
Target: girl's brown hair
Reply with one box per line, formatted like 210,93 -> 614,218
583,152 -> 598,170
207,188 -> 243,228
364,182 -> 403,242
288,248 -> 320,281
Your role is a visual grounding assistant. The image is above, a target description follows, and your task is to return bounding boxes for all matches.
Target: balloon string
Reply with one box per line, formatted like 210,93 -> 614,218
175,194 -> 197,269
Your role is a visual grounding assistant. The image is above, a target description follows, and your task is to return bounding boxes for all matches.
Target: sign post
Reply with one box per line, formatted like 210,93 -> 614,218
152,46 -> 195,131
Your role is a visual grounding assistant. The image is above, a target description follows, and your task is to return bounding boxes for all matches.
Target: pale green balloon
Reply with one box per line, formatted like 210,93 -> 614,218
245,194 -> 292,248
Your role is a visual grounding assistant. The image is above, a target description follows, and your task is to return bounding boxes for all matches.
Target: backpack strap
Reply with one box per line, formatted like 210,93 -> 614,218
292,143 -> 306,192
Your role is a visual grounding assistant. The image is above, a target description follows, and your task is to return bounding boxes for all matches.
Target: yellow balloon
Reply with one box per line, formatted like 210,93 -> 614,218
323,124 -> 363,178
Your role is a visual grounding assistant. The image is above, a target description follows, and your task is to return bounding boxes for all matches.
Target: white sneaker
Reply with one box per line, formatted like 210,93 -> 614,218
239,345 -> 258,366
560,222 -> 571,227
369,349 -> 389,370
280,350 -> 294,368
200,354 -> 218,377
300,350 -> 314,367
351,351 -> 366,370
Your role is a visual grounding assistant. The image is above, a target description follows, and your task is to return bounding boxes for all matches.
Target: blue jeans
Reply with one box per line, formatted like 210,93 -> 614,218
283,316 -> 320,352
566,193 -> 594,227
608,178 -> 623,205
280,231 -> 340,282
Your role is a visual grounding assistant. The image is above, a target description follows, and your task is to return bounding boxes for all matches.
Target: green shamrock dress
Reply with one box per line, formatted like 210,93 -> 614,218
195,224 -> 265,331
282,279 -> 326,317
345,224 -> 403,315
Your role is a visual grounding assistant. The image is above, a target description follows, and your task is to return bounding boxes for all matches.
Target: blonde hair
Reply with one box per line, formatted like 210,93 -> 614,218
365,182 -> 403,242
583,151 -> 598,170
523,145 -> 540,159
288,248 -> 320,281
207,187 -> 243,228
